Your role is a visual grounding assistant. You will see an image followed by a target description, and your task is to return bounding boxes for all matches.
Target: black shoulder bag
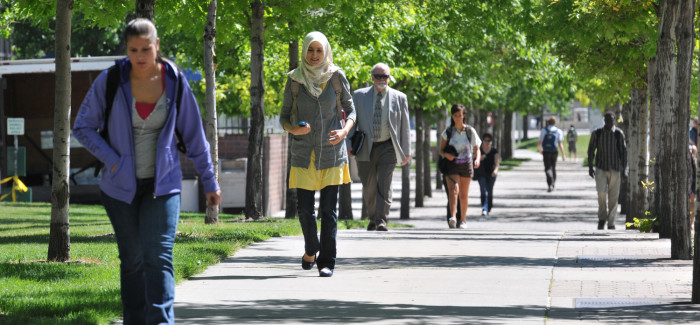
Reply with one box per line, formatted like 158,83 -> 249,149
350,128 -> 365,155
438,127 -> 456,174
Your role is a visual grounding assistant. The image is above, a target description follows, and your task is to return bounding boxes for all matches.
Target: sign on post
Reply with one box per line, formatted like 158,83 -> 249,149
7,118 -> 24,135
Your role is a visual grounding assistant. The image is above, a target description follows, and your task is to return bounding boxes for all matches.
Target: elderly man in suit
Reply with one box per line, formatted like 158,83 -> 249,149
348,63 -> 411,231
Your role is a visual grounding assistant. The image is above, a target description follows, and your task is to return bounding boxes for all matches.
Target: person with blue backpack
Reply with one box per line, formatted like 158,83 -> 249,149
73,19 -> 221,324
538,117 -> 566,192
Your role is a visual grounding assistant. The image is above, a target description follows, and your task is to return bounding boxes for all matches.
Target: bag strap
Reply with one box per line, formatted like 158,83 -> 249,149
173,68 -> 186,154
290,78 -> 300,123
101,65 -> 120,143
465,124 -> 472,144
329,72 -> 344,123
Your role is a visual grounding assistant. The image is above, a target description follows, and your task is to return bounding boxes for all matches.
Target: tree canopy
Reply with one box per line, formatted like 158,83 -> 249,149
1,0 -> 590,119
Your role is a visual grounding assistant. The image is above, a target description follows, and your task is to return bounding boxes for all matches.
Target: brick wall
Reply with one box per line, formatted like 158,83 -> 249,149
264,134 -> 288,217
180,133 -> 288,216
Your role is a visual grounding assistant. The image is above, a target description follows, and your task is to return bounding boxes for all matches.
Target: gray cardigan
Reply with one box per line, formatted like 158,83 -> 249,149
279,70 -> 356,170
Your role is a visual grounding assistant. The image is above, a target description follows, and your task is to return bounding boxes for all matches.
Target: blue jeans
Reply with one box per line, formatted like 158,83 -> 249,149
297,185 -> 338,270
478,175 -> 497,213
101,178 -> 180,325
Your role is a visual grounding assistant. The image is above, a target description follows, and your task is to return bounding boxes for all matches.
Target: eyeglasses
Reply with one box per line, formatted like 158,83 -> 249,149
373,74 -> 390,80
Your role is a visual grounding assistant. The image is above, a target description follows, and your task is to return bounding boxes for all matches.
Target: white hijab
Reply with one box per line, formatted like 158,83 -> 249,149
287,31 -> 340,98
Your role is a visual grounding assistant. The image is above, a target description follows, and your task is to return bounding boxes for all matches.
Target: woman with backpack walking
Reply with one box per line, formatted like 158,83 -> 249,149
440,103 -> 481,228
73,19 -> 221,324
279,31 -> 356,277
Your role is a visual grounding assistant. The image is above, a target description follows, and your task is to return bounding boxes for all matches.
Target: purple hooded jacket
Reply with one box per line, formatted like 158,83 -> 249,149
73,58 -> 219,204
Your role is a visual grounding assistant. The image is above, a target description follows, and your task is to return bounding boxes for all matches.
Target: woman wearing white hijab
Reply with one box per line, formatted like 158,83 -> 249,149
279,31 -> 356,277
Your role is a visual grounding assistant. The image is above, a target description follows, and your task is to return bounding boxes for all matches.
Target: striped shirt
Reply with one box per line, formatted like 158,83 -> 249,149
588,126 -> 627,172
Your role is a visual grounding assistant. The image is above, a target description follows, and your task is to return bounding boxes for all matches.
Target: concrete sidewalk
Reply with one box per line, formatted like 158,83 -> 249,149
173,149 -> 698,324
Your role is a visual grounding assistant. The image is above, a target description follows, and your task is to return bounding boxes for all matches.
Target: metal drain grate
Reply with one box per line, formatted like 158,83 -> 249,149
575,298 -> 673,309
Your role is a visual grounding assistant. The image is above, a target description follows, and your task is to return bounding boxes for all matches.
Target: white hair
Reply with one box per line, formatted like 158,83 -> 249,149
371,63 -> 390,74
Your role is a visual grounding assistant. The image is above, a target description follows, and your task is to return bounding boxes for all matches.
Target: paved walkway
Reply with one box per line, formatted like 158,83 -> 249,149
173,149 -> 698,324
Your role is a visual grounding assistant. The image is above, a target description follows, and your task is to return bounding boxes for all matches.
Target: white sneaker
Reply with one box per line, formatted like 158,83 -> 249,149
481,210 -> 487,216
460,221 -> 467,228
448,217 -> 456,228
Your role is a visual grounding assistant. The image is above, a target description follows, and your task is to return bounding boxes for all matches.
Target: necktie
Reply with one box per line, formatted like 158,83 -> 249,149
373,91 -> 384,139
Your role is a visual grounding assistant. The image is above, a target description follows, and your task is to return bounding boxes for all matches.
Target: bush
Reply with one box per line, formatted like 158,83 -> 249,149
625,216 -> 658,233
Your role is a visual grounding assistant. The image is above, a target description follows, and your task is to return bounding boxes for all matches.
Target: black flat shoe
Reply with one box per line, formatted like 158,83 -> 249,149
301,254 -> 316,270
319,267 -> 334,277
367,223 -> 376,231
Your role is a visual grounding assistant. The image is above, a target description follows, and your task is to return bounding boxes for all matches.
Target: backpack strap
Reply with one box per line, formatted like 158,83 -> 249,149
290,78 -> 300,123
174,69 -> 187,154
101,65 -> 120,142
329,72 -> 345,124
465,124 -> 473,145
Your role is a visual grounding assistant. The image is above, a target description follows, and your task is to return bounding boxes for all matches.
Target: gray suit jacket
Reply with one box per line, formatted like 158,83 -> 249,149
348,86 -> 410,164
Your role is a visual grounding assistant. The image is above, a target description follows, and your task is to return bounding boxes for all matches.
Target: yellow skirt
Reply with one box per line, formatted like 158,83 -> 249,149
289,150 -> 351,191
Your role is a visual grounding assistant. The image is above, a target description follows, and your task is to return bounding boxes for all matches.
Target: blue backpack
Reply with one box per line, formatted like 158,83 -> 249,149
542,128 -> 558,152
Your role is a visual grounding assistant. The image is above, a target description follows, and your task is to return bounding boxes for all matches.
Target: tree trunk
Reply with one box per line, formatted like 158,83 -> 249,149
285,38 -> 299,219
245,0 -> 264,220
502,111 -> 514,160
694,3 -> 700,302
671,0 -> 693,259
415,106 -> 424,207
522,114 -> 529,141
423,116 -> 431,198
478,107 -> 485,132
619,101 -> 631,216
400,163 -> 410,219
491,109 -> 499,148
48,0 -> 72,262
135,0 -> 155,21
203,0 -> 219,224
466,103 -> 475,126
694,214 -> 700,302
493,109 -> 504,156
649,53 -> 659,224
436,108 -> 446,190
653,0 -> 679,239
627,73 -> 649,227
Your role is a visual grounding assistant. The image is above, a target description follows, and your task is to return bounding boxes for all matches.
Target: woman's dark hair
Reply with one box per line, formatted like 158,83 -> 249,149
482,132 -> 493,141
125,18 -> 162,60
125,18 -> 158,43
450,103 -> 466,128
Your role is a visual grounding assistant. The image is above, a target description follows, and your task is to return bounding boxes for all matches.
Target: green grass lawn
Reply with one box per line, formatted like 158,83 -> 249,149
0,203 -> 378,324
500,157 -> 529,170
516,133 -> 590,166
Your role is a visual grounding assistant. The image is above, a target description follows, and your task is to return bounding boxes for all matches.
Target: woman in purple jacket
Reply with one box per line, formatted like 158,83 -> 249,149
73,19 -> 221,325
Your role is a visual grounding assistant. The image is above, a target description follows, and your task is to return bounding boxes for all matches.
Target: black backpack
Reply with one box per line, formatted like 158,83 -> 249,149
92,63 -> 187,177
542,128 -> 557,152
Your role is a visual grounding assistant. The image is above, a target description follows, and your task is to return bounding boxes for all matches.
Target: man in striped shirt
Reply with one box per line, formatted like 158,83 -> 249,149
588,112 -> 628,230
